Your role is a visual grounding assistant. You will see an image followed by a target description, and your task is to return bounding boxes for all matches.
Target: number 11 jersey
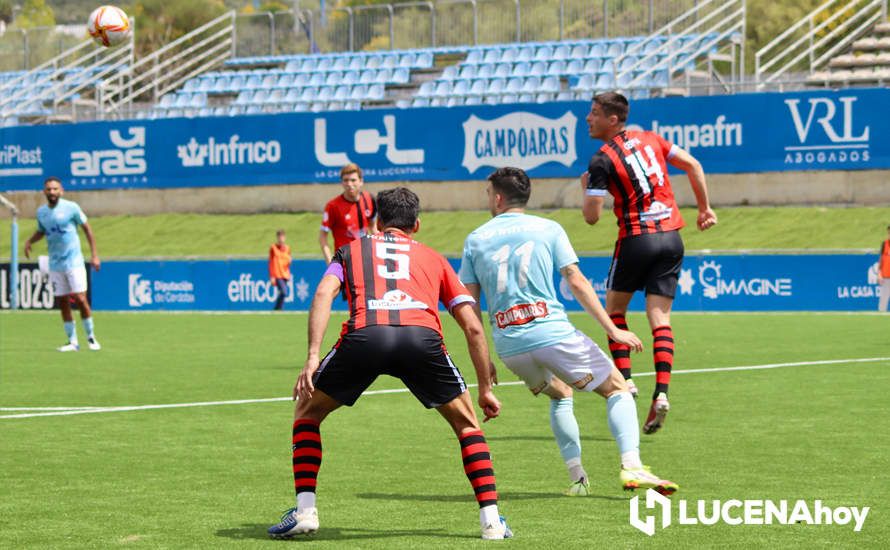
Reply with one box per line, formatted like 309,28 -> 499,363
332,231 -> 474,338
459,212 -> 578,357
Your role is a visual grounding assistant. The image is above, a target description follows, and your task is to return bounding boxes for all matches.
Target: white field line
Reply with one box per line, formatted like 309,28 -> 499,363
2,356 -> 888,421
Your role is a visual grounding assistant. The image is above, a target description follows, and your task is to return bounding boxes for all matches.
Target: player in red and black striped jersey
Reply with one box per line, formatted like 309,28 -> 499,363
318,163 -> 378,264
581,92 -> 717,435
267,187 -> 512,540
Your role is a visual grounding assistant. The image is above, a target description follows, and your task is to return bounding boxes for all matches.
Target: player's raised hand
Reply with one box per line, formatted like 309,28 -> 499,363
608,328 -> 643,352
478,391 -> 501,422
697,208 -> 718,231
294,356 -> 320,401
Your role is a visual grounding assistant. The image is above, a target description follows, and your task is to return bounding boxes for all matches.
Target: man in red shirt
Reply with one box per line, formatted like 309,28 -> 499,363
318,163 -> 377,264
581,92 -> 717,435
268,188 -> 511,540
879,225 -> 890,312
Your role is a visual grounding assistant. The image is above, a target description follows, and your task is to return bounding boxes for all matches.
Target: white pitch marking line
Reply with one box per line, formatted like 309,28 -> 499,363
0,406 -> 105,411
3,356 -> 888,420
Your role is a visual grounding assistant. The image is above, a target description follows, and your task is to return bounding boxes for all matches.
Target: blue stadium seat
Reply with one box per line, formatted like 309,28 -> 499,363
441,65 -> 459,80
606,42 -> 624,57
431,81 -> 452,97
505,77 -> 523,93
244,75 -> 262,89
252,89 -> 269,104
326,72 -> 343,86
333,85 -> 350,101
182,79 -> 199,92
284,59 -> 302,72
245,105 -> 262,114
468,79 -> 486,96
547,60 -> 566,75
391,68 -> 410,84
500,47 -> 518,63
518,93 -> 534,103
365,55 -> 383,69
588,42 -> 606,58
552,44 -> 570,60
465,49 -> 483,64
199,77 -> 216,93
476,63 -> 494,79
483,49 -> 501,64
446,97 -> 461,107
515,46 -> 533,63
338,71 -> 357,85
535,93 -> 553,104
416,81 -> 434,97
458,64 -> 477,79
494,63 -> 511,78
594,73 -> 615,89
452,79 -> 470,96
565,59 -> 584,74
285,88 -> 302,102
359,70 -> 377,85
174,93 -> 191,108
395,98 -> 411,109
399,53 -> 416,68
292,102 -> 310,112
540,75 -> 560,93
618,56 -> 638,72
555,91 -> 575,102
512,61 -> 530,77
332,57 -> 349,71
234,90 -> 253,105
309,73 -> 326,86
487,78 -> 506,95
261,74 -> 278,88
316,86 -> 333,101
350,85 -> 368,100
317,58 -> 334,71
347,56 -> 364,71
534,45 -> 554,62
190,93 -> 207,107
300,87 -> 318,102
382,56 -> 398,69
529,61 -> 547,77
267,89 -> 285,104
159,94 -> 176,108
570,43 -> 588,59
277,73 -> 295,87
521,76 -> 541,93
376,69 -> 393,83
412,97 -> 430,107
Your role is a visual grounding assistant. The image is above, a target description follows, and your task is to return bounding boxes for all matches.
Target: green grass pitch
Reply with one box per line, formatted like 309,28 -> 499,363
1,311 -> 888,548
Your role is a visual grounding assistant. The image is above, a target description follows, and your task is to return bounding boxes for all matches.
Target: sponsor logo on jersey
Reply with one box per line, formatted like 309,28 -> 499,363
639,200 -> 673,222
368,289 -> 429,310
495,301 -> 549,328
461,111 -> 577,173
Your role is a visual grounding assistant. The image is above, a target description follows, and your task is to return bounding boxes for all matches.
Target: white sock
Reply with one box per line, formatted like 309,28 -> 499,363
296,492 -> 316,511
565,456 -> 587,482
621,450 -> 643,470
479,504 -> 500,527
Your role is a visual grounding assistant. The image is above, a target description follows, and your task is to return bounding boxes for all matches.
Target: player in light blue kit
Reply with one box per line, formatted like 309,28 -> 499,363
24,177 -> 101,352
459,167 -> 678,495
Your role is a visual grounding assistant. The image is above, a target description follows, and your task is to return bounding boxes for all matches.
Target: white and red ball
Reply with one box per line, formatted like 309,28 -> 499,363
87,5 -> 131,47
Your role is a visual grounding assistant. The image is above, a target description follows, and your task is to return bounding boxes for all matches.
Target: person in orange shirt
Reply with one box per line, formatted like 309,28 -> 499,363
269,229 -> 292,311
879,225 -> 890,312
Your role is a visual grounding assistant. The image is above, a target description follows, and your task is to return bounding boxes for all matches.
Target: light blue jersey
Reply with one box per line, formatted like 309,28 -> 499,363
36,198 -> 87,271
459,212 -> 578,357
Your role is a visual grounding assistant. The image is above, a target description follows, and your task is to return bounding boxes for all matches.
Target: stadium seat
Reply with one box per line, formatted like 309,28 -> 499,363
309,73 -> 326,86
476,63 -> 495,79
540,75 -> 560,93
487,78 -> 506,95
594,73 -> 615,89
452,79 -> 470,96
468,79 -> 487,96
552,44 -> 570,60
494,63 -> 511,78
432,80 -> 453,97
261,74 -> 278,88
529,61 -> 547,77
300,87 -> 318,102
392,68 -> 410,84
464,96 -> 482,105
359,70 -> 377,85
500,47 -> 518,63
555,91 -> 574,102
399,53 -> 416,68
350,85 -> 369,100
505,77 -> 523,93
366,55 -> 383,69
588,42 -> 606,58
483,49 -> 501,64
459,64 -> 477,79
333,85 -> 350,101
534,46 -> 554,62
465,49 -> 483,64
326,72 -> 343,86
441,65 -> 459,80
411,97 -> 430,107
316,86 -> 333,101
521,76 -> 541,93
547,60 -> 566,75
518,93 -> 535,103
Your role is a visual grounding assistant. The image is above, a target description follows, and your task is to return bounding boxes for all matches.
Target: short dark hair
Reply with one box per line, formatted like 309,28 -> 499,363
488,167 -> 531,208
44,176 -> 62,187
593,91 -> 629,123
377,187 -> 420,231
276,229 -> 286,236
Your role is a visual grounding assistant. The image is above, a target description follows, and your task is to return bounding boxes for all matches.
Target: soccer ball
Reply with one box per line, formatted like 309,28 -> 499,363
87,5 -> 131,47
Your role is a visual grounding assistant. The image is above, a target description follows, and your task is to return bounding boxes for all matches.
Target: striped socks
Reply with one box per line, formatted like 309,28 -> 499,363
652,325 -> 674,400
292,418 -> 321,509
608,313 -> 632,380
459,429 -> 498,508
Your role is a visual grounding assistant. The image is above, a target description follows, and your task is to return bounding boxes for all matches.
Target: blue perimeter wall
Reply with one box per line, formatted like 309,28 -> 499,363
80,254 -> 886,311
1,88 -> 887,191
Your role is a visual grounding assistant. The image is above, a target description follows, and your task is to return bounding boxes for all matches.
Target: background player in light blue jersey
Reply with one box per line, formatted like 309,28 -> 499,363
459,167 -> 678,496
24,177 -> 101,352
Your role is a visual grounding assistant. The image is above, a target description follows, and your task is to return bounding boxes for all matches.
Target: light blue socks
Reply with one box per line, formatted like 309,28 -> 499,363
606,391 -> 643,469
82,317 -> 95,339
550,398 -> 586,481
63,321 -> 77,344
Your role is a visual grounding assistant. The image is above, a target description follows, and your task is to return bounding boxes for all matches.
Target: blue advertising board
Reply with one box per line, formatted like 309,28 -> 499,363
90,253 -> 884,312
1,88 -> 887,192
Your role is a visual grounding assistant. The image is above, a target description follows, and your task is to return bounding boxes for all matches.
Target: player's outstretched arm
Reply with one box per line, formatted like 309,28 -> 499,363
451,302 -> 500,421
667,147 -> 717,231
318,230 -> 333,264
23,231 -> 44,258
560,263 -> 643,352
295,274 -> 340,401
81,222 -> 100,271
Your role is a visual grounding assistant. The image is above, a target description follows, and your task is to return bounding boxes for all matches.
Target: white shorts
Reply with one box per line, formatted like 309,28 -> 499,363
50,266 -> 88,296
501,330 -> 615,395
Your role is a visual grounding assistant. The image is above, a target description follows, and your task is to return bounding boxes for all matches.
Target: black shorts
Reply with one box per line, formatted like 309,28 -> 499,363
313,325 -> 467,409
607,230 -> 685,298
